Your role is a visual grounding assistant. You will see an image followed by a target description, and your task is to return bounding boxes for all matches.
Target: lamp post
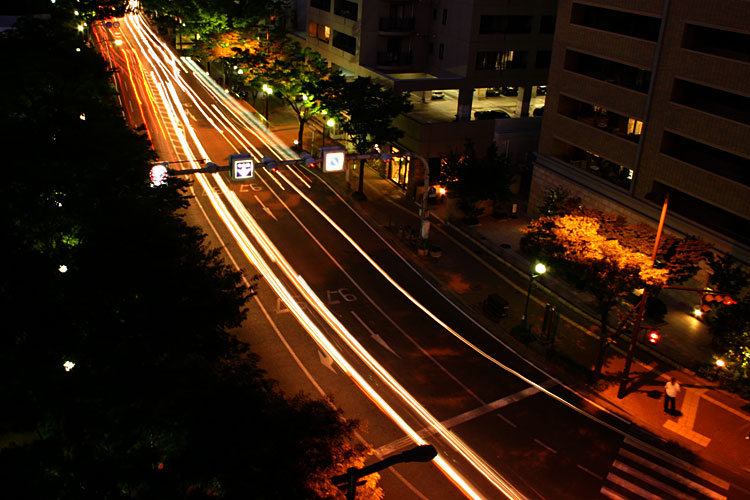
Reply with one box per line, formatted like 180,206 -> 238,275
262,84 -> 273,129
332,444 -> 437,500
522,263 -> 547,330
323,117 -> 335,148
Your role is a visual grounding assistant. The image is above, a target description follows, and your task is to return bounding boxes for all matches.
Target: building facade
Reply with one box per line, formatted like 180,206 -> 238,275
531,0 -> 750,260
297,0 -> 557,187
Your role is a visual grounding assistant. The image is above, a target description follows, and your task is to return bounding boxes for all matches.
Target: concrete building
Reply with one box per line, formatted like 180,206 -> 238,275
295,0 -> 557,188
531,0 -> 750,260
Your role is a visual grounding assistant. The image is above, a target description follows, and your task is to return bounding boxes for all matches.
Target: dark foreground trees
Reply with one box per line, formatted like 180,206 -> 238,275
0,12 -> 376,499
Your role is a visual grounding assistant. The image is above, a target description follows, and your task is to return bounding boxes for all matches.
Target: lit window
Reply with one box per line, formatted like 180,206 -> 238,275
627,118 -> 643,135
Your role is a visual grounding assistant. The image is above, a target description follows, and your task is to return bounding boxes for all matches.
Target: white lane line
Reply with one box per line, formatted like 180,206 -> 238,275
533,439 -> 557,454
497,414 -> 517,428
376,384 -> 550,456
623,437 -> 730,491
619,449 -> 727,499
351,310 -> 401,358
441,384 -> 552,430
577,464 -> 603,481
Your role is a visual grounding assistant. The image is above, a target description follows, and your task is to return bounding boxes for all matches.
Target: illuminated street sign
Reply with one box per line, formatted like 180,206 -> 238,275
229,153 -> 255,181
322,148 -> 345,172
149,162 -> 169,187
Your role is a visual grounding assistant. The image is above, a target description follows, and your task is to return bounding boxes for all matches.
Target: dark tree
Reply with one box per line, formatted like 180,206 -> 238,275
0,15 -> 378,499
323,76 -> 412,199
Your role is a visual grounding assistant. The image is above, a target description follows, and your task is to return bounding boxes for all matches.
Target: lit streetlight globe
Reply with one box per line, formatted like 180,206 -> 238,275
534,263 -> 547,275
326,118 -> 335,127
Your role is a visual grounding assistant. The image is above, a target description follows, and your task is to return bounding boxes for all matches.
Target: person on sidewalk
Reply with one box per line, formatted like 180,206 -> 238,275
664,377 -> 680,414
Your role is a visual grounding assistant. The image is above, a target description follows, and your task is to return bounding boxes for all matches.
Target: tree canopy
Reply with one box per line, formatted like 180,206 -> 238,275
522,189 -> 712,375
0,13 -> 377,499
323,76 -> 413,197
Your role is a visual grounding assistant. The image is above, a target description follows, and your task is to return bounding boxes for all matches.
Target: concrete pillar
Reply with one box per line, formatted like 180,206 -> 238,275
456,88 -> 473,121
515,86 -> 531,117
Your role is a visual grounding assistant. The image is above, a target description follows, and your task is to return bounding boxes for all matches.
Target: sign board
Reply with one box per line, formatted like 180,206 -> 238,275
229,153 -> 255,181
149,162 -> 169,187
322,148 -> 346,173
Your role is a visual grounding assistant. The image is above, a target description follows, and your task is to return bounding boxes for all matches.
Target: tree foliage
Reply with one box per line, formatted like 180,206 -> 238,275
323,76 -> 413,197
0,15 -> 376,499
438,140 -> 515,221
522,188 -> 712,375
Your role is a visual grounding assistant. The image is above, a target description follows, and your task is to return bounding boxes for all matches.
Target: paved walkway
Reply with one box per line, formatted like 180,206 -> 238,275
257,97 -> 750,480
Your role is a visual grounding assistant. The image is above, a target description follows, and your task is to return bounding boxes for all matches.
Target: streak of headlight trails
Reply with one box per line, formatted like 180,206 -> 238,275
123,12 -> 528,499
175,41 -> 631,433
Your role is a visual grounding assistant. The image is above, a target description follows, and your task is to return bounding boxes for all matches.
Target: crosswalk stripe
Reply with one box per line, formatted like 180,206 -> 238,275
618,450 -> 727,500
613,460 -> 711,500
607,472 -> 665,500
600,486 -> 632,500
624,437 -> 730,491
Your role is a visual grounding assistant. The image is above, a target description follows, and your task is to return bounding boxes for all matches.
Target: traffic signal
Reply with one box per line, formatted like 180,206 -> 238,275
300,151 -> 317,168
260,156 -> 278,172
646,329 -> 660,344
699,292 -> 737,314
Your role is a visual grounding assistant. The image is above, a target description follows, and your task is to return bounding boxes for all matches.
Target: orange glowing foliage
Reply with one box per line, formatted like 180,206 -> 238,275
208,31 -> 261,60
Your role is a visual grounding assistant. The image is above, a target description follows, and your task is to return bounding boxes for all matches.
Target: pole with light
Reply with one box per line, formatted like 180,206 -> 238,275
522,262 -> 547,330
380,152 -> 431,240
323,117 -> 335,148
262,84 -> 273,129
617,193 -> 669,399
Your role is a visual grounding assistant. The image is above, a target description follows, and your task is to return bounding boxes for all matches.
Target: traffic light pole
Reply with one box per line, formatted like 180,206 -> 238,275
618,194 -> 668,399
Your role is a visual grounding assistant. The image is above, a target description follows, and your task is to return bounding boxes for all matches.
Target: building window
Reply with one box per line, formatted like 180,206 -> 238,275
309,22 -> 330,43
334,0 -> 358,21
682,24 -> 750,62
570,3 -> 661,41
564,50 -> 651,93
428,42 -> 434,55
438,43 -> 444,60
540,15 -> 556,34
332,31 -> 356,55
557,94 -> 643,143
671,79 -> 750,125
310,0 -> 331,12
442,9 -> 447,25
479,15 -> 532,34
476,50 -> 527,70
535,50 -> 551,68
552,138 -> 632,190
661,131 -> 750,186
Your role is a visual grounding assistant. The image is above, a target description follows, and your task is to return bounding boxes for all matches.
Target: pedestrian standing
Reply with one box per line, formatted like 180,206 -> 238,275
664,377 -> 680,414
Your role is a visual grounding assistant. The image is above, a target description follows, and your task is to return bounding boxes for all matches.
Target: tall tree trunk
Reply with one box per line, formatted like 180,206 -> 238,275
297,119 -> 306,152
357,158 -> 366,195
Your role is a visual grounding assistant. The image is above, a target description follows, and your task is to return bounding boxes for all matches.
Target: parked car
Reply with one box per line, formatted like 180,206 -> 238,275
475,110 -> 511,120
533,106 -> 545,117
536,85 -> 547,96
486,87 -> 501,96
431,90 -> 445,100
501,86 -> 518,96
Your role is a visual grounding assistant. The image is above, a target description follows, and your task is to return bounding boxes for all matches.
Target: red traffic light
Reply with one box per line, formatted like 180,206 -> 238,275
647,330 -> 660,344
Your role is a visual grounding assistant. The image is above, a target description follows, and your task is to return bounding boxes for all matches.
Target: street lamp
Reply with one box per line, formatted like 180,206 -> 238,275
323,117 -> 335,148
262,84 -> 273,129
522,262 -> 546,329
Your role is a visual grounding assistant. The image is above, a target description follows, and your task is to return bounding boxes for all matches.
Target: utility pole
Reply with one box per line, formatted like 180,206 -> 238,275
618,194 -> 669,399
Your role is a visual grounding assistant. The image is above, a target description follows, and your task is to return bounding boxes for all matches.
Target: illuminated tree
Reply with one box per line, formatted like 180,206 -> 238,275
522,208 -> 710,376
323,77 -> 412,199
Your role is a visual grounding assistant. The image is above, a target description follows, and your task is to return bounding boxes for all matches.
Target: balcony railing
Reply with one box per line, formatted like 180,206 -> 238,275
377,51 -> 413,66
379,17 -> 415,31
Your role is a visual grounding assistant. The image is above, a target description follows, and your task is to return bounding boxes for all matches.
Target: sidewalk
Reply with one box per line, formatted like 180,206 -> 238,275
260,98 -> 750,480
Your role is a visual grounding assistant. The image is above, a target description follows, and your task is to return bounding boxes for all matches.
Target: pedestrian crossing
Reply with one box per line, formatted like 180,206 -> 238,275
600,437 -> 730,500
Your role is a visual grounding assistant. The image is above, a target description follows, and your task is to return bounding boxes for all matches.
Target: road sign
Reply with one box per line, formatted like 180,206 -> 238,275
229,153 -> 255,181
149,162 -> 169,187
322,148 -> 345,172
